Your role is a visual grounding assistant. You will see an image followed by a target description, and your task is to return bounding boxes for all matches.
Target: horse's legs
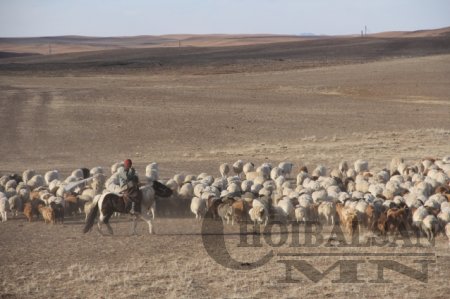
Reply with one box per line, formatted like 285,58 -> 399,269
138,213 -> 154,234
102,213 -> 114,235
97,220 -> 104,235
130,215 -> 138,235
150,202 -> 156,220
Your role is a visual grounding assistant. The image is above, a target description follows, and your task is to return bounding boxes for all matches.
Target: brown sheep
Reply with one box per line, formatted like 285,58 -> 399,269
64,193 -> 83,216
231,199 -> 248,224
206,196 -> 220,219
336,203 -> 358,237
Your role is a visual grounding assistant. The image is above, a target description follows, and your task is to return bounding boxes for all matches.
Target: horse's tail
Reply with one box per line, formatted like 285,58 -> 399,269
83,197 -> 100,233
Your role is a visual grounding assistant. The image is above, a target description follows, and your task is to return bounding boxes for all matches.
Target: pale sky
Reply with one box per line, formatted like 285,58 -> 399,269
1,0 -> 449,37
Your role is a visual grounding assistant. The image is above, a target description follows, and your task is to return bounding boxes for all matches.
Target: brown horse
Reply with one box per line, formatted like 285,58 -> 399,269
83,180 -> 172,235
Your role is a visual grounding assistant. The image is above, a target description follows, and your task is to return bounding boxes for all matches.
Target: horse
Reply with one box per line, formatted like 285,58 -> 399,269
83,180 -> 172,235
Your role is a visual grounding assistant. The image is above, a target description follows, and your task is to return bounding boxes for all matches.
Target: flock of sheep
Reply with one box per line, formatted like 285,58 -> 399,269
1,156 -> 450,244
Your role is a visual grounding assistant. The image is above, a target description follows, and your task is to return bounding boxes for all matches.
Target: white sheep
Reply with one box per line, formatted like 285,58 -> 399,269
243,162 -> 255,177
338,192 -> 350,203
312,165 -> 326,178
258,187 -> 272,198
298,193 -> 313,208
437,209 -> 450,227
355,179 -> 370,193
256,165 -> 271,180
368,183 -> 384,197
193,183 -> 206,198
354,159 -> 369,174
295,206 -> 307,223
318,177 -> 336,190
8,195 -> 22,217
27,174 -> 45,190
5,179 -> 17,190
48,179 -> 61,193
241,180 -> 253,193
376,170 -> 390,184
250,183 -> 263,195
184,174 -> 196,183
190,197 -> 207,220
330,168 -> 342,180
173,174 -> 185,186
338,161 -> 349,175
412,206 -> 428,229
312,189 -> 327,203
22,169 -> 36,184
44,170 -> 60,185
296,171 -> 309,186
178,182 -> 194,201
346,169 -> 357,180
318,201 -> 336,225
90,166 -> 104,176
219,163 -> 230,178
249,199 -> 269,225
227,182 -> 241,194
144,162 -> 158,180
212,178 -> 226,190
277,197 -> 295,221
270,167 -> 283,181
232,160 -> 244,177
201,175 -> 214,186
0,193 -> 9,222
390,157 -> 404,175
71,169 -> 84,180
279,162 -> 294,178
421,215 -> 439,241
226,176 -> 241,185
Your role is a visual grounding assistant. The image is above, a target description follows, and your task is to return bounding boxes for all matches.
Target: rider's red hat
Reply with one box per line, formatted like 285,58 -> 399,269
124,159 -> 132,168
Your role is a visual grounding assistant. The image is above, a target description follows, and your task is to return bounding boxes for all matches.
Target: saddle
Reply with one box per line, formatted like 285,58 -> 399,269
121,186 -> 142,213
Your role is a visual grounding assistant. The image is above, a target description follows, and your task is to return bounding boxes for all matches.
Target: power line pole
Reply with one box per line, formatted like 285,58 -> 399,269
365,25 -> 367,36
48,43 -> 52,55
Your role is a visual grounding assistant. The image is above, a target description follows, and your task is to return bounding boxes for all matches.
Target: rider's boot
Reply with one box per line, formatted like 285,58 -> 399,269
130,201 -> 136,215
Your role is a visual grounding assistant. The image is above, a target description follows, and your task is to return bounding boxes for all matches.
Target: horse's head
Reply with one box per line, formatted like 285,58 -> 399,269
126,180 -> 139,192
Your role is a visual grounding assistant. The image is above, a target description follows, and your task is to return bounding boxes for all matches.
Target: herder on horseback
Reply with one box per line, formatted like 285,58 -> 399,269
118,158 -> 140,214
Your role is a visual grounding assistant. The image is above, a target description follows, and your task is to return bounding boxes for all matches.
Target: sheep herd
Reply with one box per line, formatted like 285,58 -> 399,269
1,157 -> 450,245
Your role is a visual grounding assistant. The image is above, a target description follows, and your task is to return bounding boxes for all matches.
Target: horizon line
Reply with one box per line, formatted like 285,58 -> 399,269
1,25 -> 449,39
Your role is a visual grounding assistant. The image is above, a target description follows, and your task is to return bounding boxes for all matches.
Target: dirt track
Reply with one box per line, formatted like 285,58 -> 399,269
1,35 -> 450,298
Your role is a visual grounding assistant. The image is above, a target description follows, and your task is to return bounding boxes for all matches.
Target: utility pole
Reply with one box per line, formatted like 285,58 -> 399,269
48,43 -> 52,55
365,25 -> 367,36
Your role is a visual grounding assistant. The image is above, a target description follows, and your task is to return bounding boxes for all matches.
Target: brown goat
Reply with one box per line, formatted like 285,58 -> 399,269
377,211 -> 387,236
38,205 -> 55,224
23,202 -> 33,222
365,204 -> 377,232
385,207 -> 409,236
